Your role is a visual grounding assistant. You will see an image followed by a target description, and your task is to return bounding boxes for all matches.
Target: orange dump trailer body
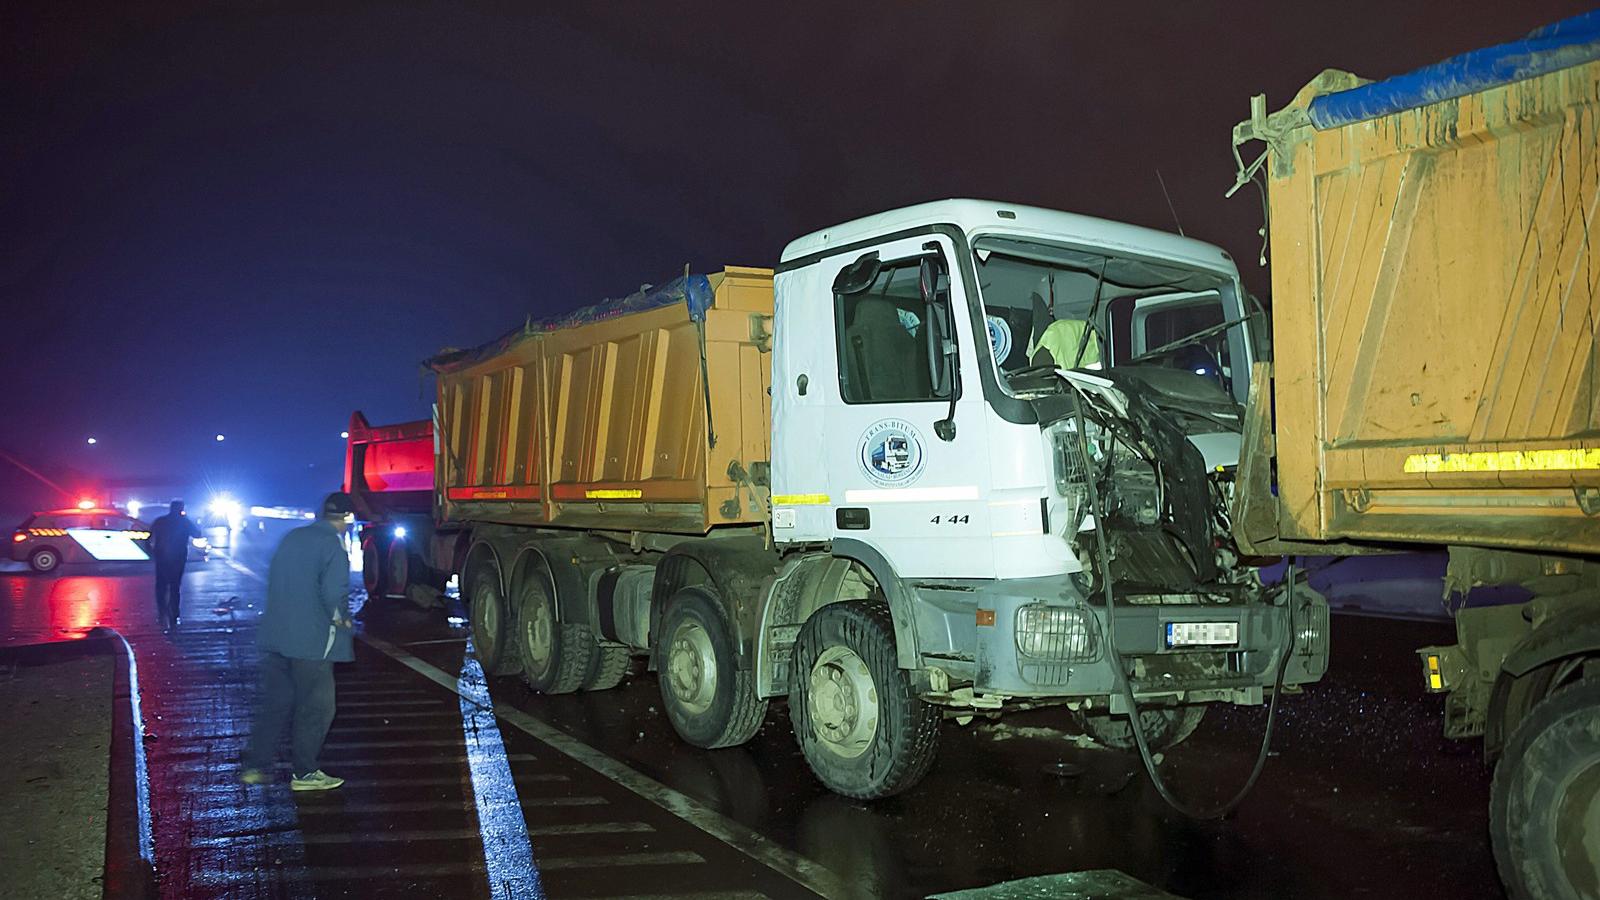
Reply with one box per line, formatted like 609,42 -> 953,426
1235,55 -> 1600,556
430,267 -> 774,535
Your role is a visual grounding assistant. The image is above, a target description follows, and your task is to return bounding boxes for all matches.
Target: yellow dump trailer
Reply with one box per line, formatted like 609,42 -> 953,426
1234,51 -> 1599,557
1232,14 -> 1600,898
430,266 -> 774,534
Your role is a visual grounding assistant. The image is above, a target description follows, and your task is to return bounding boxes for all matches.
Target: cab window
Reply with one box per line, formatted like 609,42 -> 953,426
834,258 -> 954,404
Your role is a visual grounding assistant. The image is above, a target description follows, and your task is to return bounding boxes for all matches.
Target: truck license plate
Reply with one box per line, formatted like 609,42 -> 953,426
1165,621 -> 1238,648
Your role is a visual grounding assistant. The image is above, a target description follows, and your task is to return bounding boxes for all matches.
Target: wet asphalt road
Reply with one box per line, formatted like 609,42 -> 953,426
0,521 -> 1504,899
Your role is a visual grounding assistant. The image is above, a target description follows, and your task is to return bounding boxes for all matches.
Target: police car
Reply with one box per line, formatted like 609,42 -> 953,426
9,507 -> 207,573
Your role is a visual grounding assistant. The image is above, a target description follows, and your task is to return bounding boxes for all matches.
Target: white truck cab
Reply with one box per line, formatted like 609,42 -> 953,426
764,200 -> 1324,795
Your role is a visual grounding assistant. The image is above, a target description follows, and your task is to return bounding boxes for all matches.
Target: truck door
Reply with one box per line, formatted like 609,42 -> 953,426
819,234 -> 994,579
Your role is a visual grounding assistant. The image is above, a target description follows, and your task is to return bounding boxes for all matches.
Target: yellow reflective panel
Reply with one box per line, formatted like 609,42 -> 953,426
771,493 -> 831,506
1404,448 -> 1600,474
583,489 -> 643,499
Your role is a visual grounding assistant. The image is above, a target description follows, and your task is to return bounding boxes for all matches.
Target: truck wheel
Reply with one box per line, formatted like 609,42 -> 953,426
468,561 -> 519,675
582,642 -> 632,692
1491,676 -> 1600,900
514,571 -> 595,694
385,538 -> 410,598
1077,705 -> 1207,753
789,600 -> 940,799
361,534 -> 385,597
29,547 -> 60,573
658,587 -> 767,748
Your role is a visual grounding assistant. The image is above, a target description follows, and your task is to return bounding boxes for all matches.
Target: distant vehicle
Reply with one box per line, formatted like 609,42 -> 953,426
10,507 -> 207,573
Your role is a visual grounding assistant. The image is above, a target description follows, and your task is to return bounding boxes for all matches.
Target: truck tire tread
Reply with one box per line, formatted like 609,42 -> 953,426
582,642 -> 633,692
790,600 -> 940,800
1489,674 -> 1600,900
545,624 -> 597,694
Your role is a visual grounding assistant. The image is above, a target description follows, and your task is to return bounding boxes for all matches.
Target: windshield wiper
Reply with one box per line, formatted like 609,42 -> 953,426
1127,315 -> 1249,366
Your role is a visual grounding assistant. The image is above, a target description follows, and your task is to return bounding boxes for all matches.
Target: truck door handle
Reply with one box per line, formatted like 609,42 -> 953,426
797,374 -> 808,396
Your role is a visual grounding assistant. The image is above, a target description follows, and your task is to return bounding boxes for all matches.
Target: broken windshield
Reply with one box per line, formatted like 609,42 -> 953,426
970,236 -> 1245,397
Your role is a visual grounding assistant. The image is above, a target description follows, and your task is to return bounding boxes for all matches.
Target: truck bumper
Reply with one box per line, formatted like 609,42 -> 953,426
916,575 -> 1329,703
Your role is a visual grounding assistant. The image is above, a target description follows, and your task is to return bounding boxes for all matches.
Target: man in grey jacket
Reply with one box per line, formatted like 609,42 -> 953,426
241,492 -> 355,790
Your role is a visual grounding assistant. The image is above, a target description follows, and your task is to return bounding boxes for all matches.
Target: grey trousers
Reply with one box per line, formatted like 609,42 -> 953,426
244,651 -> 336,777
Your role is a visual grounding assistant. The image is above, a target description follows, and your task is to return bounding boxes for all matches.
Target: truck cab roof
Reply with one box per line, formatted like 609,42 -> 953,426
779,198 -> 1237,276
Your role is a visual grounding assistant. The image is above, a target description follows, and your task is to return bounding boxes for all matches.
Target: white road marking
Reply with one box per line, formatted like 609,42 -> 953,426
602,893 -> 770,900
539,850 -> 703,870
361,633 -> 846,899
335,698 -> 451,708
525,821 -> 654,836
320,738 -> 474,749
291,797 -> 607,815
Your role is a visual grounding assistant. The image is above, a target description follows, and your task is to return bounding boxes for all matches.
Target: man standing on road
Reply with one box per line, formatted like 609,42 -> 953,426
241,492 -> 355,791
147,500 -> 201,632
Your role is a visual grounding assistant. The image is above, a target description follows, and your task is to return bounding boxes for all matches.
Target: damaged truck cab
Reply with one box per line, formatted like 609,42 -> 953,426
430,198 -> 1329,802
769,202 -> 1326,766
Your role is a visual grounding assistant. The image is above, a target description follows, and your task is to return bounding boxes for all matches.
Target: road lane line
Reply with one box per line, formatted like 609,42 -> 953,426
601,893 -> 769,900
360,633 -> 845,899
539,850 -> 703,870
289,797 -> 605,815
525,821 -> 654,836
335,698 -> 451,708
321,738 -> 474,749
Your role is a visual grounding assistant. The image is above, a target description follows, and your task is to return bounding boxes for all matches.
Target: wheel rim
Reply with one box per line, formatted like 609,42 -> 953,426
1551,754 -> 1600,893
521,586 -> 555,678
807,645 -> 878,759
34,550 -> 56,571
666,619 -> 718,715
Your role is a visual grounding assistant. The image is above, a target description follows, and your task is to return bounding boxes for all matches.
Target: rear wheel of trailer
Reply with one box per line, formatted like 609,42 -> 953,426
657,586 -> 766,749
514,565 -> 596,694
1490,675 -> 1600,900
467,556 -> 518,675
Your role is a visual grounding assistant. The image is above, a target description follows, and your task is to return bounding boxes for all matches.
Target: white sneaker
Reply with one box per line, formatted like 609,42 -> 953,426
290,769 -> 344,791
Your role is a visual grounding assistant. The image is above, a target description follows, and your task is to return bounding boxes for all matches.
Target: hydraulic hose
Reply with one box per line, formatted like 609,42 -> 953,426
1066,384 -> 1299,820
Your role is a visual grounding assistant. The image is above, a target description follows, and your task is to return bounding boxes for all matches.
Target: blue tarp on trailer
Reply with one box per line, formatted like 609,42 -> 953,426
1308,10 -> 1600,130
425,273 -> 714,373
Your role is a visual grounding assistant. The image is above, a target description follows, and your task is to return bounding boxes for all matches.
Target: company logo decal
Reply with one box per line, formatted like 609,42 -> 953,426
858,419 -> 927,488
986,315 -> 1013,363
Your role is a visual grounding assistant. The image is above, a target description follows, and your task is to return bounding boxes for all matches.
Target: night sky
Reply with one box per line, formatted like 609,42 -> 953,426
2,1 -> 1592,511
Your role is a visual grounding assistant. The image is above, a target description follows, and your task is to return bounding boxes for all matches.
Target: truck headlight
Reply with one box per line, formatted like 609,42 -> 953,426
1048,422 -> 1099,534
1015,604 -> 1100,662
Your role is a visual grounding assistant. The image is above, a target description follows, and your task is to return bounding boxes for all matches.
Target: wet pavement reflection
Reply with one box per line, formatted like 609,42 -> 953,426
0,524 -> 1503,899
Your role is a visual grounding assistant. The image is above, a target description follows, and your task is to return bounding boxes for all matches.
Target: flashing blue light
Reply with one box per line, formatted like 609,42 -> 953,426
1194,368 -> 1208,376
393,526 -> 408,539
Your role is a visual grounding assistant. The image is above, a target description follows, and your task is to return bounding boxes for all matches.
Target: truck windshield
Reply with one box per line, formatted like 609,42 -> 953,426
970,236 -> 1238,393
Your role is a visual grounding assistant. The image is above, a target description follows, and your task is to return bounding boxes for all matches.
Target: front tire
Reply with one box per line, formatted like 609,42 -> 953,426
657,587 -> 766,748
1077,704 -> 1207,753
1491,676 -> 1600,900
514,570 -> 594,694
789,601 -> 939,799
467,560 -> 518,675
29,547 -> 60,573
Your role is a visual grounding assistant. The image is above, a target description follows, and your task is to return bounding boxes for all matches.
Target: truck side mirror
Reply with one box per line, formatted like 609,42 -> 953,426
832,253 -> 881,295
920,257 -> 954,397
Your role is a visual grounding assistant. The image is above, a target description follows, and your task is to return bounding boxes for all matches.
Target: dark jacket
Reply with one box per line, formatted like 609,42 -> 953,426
258,521 -> 353,662
148,513 -> 201,565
